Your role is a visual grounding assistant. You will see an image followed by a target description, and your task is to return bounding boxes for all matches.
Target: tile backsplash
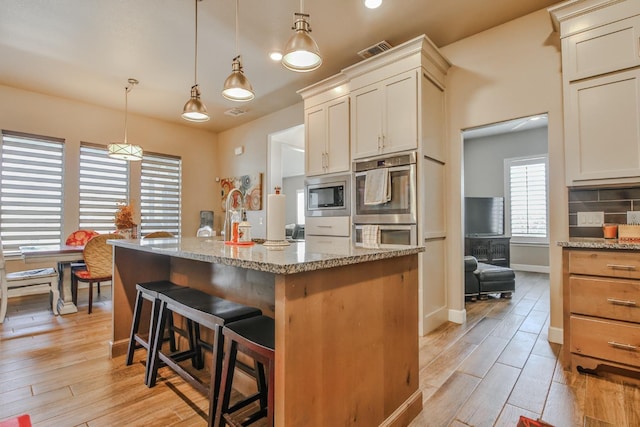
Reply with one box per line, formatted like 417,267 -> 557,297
568,186 -> 640,238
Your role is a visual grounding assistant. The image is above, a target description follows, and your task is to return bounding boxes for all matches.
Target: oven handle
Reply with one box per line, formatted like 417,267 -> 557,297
354,164 -> 412,176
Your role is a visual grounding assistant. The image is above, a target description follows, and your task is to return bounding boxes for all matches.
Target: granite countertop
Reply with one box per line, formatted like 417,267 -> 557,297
110,237 -> 424,275
557,238 -> 640,250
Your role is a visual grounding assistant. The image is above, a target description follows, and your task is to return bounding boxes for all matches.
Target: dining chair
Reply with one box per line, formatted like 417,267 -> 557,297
0,240 -> 59,324
71,233 -> 123,314
143,231 -> 175,239
65,229 -> 99,275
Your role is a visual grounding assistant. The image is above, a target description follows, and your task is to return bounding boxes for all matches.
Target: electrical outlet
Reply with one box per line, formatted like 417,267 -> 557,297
577,211 -> 604,227
627,211 -> 640,225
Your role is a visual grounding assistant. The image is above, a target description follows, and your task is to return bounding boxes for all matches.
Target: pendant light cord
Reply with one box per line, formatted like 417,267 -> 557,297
194,0 -> 199,85
235,0 -> 239,57
300,0 -> 304,13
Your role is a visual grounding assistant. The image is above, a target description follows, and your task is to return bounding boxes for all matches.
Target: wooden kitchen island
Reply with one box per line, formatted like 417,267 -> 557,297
109,237 -> 424,426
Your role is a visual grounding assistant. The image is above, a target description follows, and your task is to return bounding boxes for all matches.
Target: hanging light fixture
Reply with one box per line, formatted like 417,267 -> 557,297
108,78 -> 143,161
363,0 -> 382,8
222,0 -> 254,102
282,0 -> 322,72
182,0 -> 210,122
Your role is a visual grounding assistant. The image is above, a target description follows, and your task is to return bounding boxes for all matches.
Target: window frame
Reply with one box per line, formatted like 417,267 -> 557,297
78,142 -> 130,234
140,151 -> 182,237
504,154 -> 549,245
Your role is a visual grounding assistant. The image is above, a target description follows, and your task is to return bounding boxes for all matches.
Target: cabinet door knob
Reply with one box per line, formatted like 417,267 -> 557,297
607,297 -> 637,306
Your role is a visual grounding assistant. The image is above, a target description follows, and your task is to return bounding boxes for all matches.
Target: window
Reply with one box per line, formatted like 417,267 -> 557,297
505,155 -> 548,242
296,189 -> 305,225
79,143 -> 130,234
140,152 -> 181,236
0,131 -> 65,255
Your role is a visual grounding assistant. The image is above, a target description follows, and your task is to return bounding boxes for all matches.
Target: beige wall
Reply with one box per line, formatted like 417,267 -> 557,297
441,8 -> 567,342
0,84 -> 218,270
216,103 -> 303,238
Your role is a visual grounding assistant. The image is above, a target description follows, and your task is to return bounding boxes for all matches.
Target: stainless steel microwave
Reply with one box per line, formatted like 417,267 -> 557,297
305,174 -> 350,217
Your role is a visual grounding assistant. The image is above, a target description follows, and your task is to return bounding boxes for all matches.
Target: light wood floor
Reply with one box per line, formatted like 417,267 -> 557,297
1,273 -> 639,426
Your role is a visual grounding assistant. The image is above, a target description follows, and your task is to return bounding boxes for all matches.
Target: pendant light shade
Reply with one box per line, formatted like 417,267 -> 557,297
282,11 -> 322,72
363,0 -> 382,9
222,56 -> 254,101
108,78 -> 142,162
182,84 -> 209,122
182,0 -> 210,122
222,0 -> 254,102
108,143 -> 143,161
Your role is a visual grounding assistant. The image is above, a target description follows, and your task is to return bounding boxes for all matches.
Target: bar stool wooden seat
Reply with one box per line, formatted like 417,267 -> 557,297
214,315 -> 275,427
147,287 -> 262,425
125,280 -> 188,385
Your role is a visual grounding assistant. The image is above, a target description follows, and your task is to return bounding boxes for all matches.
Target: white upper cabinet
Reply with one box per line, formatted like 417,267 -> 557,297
550,0 -> 640,186
565,68 -> 640,183
299,75 -> 351,177
564,14 -> 640,82
351,70 -> 418,159
304,96 -> 350,176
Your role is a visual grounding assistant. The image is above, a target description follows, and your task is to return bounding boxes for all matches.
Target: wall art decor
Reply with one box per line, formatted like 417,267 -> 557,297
220,172 -> 263,211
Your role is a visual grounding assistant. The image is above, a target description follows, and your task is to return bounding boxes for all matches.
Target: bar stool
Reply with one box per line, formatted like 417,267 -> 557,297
147,287 -> 262,425
125,280 -> 191,385
214,315 -> 275,427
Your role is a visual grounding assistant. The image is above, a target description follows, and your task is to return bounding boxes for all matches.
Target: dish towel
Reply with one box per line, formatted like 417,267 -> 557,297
362,225 -> 380,248
364,168 -> 391,205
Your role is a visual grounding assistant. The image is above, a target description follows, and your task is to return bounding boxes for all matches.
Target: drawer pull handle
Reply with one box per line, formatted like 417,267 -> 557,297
317,225 -> 332,228
608,341 -> 638,351
607,298 -> 637,306
606,263 -> 637,271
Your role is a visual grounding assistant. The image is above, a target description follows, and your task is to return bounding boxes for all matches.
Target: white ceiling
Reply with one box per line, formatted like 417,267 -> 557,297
0,0 -> 561,133
463,114 -> 549,140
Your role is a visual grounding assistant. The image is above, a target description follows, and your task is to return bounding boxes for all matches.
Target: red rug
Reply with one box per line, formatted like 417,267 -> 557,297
0,415 -> 31,427
517,416 -> 554,427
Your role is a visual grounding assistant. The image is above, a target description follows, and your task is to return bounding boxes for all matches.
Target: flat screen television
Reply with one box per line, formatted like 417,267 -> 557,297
464,197 -> 504,236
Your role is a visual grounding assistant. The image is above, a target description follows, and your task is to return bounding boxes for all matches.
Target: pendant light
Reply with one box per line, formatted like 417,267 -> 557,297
222,0 -> 254,102
182,0 -> 210,122
363,0 -> 382,9
108,78 -> 143,161
282,0 -> 322,72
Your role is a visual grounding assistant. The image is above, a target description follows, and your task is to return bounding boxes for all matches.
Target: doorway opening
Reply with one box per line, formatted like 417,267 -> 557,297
462,114 -> 550,276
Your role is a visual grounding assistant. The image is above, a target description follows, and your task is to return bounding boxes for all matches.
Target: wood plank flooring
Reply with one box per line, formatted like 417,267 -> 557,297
1,272 -> 639,426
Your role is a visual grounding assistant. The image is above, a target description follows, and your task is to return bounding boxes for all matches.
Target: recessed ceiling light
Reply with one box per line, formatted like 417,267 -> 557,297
364,0 -> 382,9
270,51 -> 283,61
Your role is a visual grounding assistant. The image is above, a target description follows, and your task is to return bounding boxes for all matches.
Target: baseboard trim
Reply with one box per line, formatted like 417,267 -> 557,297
448,308 -> 466,325
548,326 -> 563,345
421,306 -> 448,335
511,264 -> 550,274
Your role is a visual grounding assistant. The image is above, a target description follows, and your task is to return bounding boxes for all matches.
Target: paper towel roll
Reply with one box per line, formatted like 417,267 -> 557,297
267,192 -> 286,242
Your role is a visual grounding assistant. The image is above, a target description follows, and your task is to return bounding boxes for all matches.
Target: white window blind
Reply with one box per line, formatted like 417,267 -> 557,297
507,156 -> 548,240
140,152 -> 181,237
79,143 -> 130,234
0,131 -> 65,255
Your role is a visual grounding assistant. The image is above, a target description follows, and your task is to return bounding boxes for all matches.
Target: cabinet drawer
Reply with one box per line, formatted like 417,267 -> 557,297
305,216 -> 351,237
568,250 -> 640,279
570,276 -> 640,322
571,315 -> 640,368
564,15 -> 640,81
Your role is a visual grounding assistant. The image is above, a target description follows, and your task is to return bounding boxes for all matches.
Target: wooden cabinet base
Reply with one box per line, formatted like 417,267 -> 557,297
570,353 -> 640,387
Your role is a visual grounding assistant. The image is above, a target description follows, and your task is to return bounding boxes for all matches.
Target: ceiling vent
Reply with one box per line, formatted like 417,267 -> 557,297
224,107 -> 247,117
357,40 -> 392,59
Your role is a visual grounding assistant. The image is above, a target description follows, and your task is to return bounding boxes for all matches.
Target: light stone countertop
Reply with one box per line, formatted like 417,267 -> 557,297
557,238 -> 640,251
110,237 -> 424,275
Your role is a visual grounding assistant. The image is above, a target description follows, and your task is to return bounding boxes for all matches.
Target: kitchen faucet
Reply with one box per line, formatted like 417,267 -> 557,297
223,188 -> 243,242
